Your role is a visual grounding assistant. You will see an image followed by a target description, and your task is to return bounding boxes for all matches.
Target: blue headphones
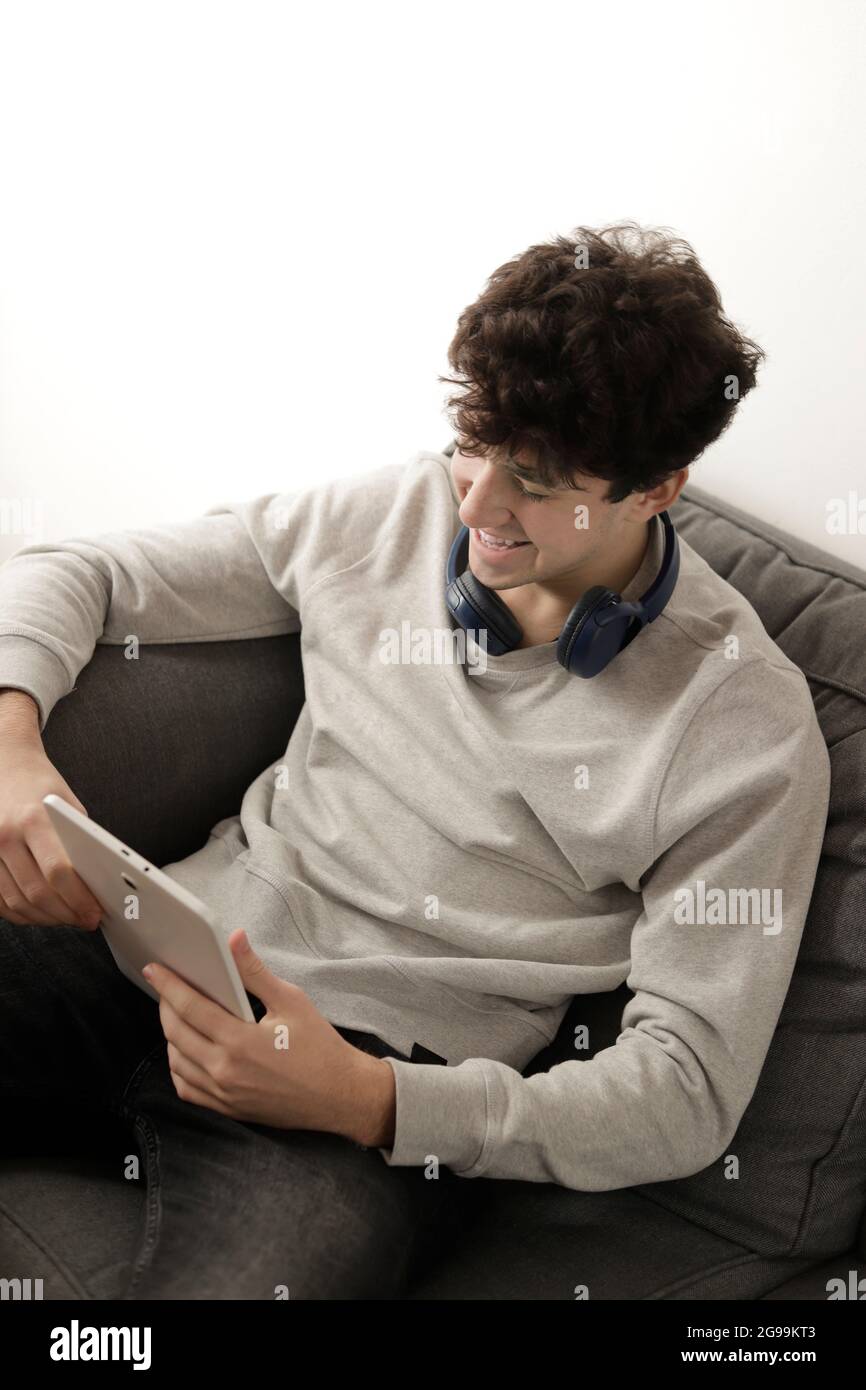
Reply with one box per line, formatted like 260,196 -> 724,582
445,510 -> 680,678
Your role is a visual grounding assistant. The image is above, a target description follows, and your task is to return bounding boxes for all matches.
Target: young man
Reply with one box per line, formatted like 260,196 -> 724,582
0,223 -> 831,1299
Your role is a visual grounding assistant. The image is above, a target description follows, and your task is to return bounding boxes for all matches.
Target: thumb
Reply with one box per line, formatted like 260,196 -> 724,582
229,928 -> 282,1008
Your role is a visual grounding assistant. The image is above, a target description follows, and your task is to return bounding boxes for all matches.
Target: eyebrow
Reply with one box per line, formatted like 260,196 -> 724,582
503,454 -> 588,492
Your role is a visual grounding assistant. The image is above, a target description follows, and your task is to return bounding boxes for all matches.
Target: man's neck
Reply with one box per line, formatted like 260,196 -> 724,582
500,518 -> 653,650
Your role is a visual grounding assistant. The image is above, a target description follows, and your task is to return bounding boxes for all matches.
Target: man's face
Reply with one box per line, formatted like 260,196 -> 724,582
451,445 -> 631,594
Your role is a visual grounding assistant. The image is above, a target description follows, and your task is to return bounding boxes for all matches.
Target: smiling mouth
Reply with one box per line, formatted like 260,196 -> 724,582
475,528 -> 532,551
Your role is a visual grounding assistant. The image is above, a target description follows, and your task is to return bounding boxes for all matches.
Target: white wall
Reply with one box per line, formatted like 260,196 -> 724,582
1,0 -> 864,566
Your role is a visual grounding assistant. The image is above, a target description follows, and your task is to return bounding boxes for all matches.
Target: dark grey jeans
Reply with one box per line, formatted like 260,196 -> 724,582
0,917 -> 481,1299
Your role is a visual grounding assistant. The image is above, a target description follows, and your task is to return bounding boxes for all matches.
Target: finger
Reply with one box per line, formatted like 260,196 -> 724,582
0,855 -> 59,925
146,962 -> 238,1045
168,1065 -> 233,1115
0,904 -> 33,925
166,1040 -> 222,1098
0,882 -> 38,924
26,821 -> 105,922
1,840 -> 88,925
159,999 -> 224,1074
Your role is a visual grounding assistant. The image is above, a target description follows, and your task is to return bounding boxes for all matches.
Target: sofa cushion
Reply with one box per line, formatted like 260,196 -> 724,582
406,1182 -> 825,1300
40,632 -> 305,870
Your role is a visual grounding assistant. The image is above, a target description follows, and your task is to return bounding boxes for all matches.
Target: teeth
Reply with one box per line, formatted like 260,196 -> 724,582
478,529 -> 525,549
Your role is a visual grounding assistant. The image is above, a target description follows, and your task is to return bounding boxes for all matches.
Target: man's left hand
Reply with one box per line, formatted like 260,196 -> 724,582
142,928 -> 395,1145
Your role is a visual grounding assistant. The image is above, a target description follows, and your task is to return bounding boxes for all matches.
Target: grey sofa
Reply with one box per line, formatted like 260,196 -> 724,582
1,466 -> 864,1300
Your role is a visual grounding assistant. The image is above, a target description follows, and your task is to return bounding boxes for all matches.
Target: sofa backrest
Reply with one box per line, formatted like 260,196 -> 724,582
42,634 -> 306,870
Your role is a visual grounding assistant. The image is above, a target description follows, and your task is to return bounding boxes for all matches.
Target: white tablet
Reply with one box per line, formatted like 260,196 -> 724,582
43,793 -> 255,1023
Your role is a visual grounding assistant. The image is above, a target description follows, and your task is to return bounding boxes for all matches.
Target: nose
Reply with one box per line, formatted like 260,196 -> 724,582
457,461 -> 516,530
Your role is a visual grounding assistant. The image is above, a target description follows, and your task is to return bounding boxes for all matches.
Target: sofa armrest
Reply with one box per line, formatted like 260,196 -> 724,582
39,634 -> 305,867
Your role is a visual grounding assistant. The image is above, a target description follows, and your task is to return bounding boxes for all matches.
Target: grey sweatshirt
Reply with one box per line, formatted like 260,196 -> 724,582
0,449 -> 831,1189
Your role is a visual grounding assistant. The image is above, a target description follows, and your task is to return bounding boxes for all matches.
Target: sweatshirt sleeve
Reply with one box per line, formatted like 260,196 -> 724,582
0,455 -> 419,734
377,660 -> 832,1189
0,495 -> 305,733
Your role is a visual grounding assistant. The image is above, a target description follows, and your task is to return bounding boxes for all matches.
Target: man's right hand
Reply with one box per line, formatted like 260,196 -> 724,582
0,689 -> 105,929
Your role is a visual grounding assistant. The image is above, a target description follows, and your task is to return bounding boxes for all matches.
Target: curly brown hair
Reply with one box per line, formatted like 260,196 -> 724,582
439,221 -> 766,503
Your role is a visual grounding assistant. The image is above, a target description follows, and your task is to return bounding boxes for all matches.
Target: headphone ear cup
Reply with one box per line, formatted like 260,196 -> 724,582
557,586 -> 616,676
459,569 -> 523,650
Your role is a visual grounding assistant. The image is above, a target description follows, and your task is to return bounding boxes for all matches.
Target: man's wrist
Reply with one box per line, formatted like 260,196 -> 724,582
0,689 -> 42,743
342,1050 -> 397,1148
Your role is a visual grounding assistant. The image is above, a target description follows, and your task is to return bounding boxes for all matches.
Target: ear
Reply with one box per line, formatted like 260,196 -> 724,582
640,467 -> 690,517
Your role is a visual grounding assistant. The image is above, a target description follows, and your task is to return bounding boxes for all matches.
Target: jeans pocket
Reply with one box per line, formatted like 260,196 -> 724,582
117,1039 -> 165,1112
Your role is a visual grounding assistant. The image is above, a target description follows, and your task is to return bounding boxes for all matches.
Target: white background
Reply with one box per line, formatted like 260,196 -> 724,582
1,0 -> 864,564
